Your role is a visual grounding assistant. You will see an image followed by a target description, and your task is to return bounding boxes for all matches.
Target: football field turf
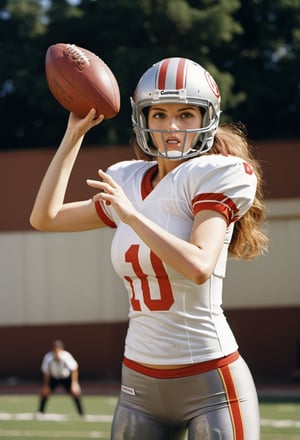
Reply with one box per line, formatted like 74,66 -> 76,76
0,394 -> 299,439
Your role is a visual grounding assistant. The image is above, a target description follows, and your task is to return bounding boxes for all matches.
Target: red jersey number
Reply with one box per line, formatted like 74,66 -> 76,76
124,244 -> 174,311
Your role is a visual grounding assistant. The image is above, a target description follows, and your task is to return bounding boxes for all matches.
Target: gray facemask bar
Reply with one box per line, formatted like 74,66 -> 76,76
131,100 -> 219,160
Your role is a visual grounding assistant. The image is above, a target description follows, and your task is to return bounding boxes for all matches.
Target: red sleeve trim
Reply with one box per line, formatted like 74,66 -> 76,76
192,193 -> 239,225
94,200 -> 117,228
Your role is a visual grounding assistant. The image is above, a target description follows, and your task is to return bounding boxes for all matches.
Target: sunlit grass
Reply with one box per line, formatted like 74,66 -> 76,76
0,394 -> 299,439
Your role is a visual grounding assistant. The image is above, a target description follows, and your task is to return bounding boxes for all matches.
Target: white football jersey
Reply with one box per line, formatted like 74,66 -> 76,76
95,155 -> 257,365
41,350 -> 78,379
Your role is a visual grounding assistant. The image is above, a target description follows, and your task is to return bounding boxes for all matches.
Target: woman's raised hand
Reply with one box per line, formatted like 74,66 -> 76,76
66,108 -> 105,139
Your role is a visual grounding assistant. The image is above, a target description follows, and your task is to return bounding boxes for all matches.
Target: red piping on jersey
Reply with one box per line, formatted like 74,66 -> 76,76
123,351 -> 239,379
218,363 -> 245,439
141,165 -> 158,200
192,193 -> 239,225
94,200 -> 116,228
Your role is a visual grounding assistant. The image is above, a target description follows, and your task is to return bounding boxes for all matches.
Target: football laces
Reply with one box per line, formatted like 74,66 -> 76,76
66,44 -> 91,70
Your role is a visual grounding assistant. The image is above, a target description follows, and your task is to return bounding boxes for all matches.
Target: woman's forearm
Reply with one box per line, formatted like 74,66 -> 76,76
30,131 -> 84,229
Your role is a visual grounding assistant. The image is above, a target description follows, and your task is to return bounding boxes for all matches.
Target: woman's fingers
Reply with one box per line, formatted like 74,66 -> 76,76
86,178 -> 102,189
97,169 -> 118,187
67,109 -> 105,135
87,171 -> 136,223
86,170 -> 119,191
86,177 -> 115,204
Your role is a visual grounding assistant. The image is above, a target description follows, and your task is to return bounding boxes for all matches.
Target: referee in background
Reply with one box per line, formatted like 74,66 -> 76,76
36,339 -> 84,417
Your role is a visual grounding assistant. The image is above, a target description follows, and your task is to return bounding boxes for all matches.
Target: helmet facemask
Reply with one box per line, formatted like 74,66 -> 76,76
132,99 -> 219,160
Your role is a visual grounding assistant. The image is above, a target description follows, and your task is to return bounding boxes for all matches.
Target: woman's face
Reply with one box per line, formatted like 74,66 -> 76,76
148,103 -> 203,158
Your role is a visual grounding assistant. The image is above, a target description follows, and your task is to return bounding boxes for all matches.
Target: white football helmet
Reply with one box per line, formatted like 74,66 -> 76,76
131,57 -> 221,160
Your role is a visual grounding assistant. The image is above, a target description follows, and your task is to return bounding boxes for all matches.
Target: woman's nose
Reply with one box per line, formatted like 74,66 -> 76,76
167,117 -> 179,130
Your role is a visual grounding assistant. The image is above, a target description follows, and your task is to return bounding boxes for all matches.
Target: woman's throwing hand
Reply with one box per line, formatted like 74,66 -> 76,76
66,108 -> 105,140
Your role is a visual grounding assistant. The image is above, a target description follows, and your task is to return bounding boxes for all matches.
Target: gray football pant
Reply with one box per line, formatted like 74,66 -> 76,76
111,356 -> 260,439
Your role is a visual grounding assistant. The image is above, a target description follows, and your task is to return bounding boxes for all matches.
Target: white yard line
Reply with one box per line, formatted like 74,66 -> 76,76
0,412 -> 112,422
260,418 -> 300,428
0,413 -> 299,439
0,414 -> 112,438
0,430 -> 107,438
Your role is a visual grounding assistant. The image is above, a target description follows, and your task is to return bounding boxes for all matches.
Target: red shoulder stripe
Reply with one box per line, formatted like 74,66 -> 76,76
192,193 -> 239,225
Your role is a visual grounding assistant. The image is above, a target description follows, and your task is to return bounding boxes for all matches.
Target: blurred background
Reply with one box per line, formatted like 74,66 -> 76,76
0,0 -> 299,386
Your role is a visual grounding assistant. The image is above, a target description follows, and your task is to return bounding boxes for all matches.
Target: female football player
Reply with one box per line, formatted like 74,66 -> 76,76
31,57 -> 268,439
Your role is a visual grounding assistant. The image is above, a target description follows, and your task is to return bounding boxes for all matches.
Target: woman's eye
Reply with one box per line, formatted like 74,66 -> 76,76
152,112 -> 165,119
181,112 -> 193,118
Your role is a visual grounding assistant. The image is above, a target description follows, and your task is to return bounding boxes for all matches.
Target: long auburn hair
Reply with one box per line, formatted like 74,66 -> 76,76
210,122 -> 268,259
131,122 -> 268,260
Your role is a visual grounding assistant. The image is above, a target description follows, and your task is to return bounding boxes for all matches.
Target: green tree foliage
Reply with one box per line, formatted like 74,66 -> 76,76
225,0 -> 300,138
0,0 -> 48,148
0,0 -> 299,149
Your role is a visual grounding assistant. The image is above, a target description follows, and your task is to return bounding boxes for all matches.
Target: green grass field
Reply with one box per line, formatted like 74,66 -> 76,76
0,394 -> 299,439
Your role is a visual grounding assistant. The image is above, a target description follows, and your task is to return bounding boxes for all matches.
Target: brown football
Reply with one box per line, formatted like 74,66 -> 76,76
45,43 -> 120,118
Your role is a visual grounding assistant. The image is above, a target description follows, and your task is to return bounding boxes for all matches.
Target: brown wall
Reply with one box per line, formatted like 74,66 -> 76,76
1,306 -> 299,382
0,139 -> 299,231
252,139 -> 300,199
227,307 -> 300,380
0,322 -> 127,380
1,145 -> 135,231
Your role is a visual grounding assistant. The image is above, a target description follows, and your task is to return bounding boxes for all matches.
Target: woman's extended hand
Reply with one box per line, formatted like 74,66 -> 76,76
87,169 -> 137,224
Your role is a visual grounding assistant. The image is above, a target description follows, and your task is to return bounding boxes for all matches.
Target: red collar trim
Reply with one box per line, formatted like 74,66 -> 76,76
141,164 -> 158,200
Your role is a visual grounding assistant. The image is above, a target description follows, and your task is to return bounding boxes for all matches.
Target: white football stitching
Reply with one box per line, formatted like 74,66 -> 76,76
65,44 -> 91,70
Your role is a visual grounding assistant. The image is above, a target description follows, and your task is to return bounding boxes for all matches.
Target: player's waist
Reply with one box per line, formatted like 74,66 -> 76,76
123,351 -> 239,379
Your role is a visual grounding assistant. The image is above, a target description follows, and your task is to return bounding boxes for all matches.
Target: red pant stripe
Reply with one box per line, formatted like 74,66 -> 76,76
218,364 -> 244,439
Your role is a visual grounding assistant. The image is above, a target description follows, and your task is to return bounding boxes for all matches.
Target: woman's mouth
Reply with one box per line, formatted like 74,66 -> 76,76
165,136 -> 181,147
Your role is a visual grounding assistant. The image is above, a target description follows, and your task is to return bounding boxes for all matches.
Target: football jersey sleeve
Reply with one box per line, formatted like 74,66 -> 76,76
187,156 -> 257,225
95,199 -> 117,228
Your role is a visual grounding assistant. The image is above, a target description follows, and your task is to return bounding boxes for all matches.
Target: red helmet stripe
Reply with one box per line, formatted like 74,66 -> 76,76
176,58 -> 186,89
157,58 -> 187,90
158,59 -> 171,89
